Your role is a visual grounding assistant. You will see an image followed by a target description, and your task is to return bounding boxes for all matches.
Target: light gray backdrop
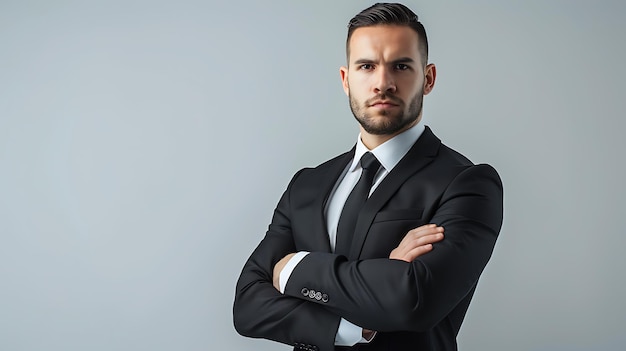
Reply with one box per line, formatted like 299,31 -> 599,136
1,0 -> 625,350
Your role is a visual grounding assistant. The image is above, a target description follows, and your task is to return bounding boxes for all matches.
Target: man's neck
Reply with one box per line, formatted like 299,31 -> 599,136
359,119 -> 421,150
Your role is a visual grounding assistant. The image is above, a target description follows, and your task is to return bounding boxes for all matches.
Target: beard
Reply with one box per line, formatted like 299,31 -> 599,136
349,90 -> 423,136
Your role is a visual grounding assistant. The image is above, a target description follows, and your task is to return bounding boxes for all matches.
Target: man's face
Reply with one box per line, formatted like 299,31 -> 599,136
340,25 -> 435,142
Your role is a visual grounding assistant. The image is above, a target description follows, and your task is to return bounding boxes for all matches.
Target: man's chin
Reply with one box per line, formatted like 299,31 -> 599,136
360,122 -> 403,136
359,115 -> 419,136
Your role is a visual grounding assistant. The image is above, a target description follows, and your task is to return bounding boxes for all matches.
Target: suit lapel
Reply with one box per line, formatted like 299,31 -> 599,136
347,127 -> 441,259
309,148 -> 355,253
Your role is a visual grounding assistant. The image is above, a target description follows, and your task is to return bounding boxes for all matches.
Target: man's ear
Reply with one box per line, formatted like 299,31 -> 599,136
340,66 -> 349,96
423,63 -> 436,95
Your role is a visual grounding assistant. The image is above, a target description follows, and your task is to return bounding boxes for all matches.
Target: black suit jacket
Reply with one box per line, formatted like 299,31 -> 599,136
233,127 -> 503,351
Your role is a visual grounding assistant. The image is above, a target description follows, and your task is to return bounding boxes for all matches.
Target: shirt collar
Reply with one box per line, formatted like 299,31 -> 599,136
349,120 -> 426,173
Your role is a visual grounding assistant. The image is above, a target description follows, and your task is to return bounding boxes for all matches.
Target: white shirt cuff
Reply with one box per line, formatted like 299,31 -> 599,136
335,318 -> 376,346
278,251 -> 309,293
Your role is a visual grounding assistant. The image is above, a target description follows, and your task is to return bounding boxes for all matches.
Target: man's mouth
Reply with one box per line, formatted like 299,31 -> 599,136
370,100 -> 399,108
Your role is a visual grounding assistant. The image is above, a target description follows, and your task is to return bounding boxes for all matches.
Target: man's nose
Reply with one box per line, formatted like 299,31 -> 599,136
374,68 -> 396,94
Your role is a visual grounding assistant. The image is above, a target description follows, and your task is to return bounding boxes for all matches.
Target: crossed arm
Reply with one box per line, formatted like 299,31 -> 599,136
272,224 -> 445,340
233,164 -> 503,350
273,224 -> 445,289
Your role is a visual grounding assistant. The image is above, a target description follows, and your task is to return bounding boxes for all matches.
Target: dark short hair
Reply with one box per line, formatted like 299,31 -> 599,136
346,3 -> 428,66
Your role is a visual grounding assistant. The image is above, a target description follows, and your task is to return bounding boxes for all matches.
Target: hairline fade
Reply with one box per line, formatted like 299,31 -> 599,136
346,3 -> 429,67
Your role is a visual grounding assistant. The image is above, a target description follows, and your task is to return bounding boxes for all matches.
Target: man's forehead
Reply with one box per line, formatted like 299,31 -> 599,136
348,25 -> 421,61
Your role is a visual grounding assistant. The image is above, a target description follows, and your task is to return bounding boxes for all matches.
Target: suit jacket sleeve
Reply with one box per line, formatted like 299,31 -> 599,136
282,163 -> 503,332
233,169 -> 341,351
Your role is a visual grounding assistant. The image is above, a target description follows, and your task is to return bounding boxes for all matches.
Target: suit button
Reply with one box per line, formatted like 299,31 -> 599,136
321,294 -> 328,303
314,291 -> 322,300
308,290 -> 316,299
301,288 -> 309,296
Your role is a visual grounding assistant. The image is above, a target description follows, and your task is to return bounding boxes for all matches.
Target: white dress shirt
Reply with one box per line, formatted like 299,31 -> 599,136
279,121 -> 425,346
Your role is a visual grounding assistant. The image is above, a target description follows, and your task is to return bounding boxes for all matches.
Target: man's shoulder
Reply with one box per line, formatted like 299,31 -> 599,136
284,149 -> 353,198
420,129 -> 501,185
432,141 -> 501,192
282,148 -> 352,182
436,142 -> 474,167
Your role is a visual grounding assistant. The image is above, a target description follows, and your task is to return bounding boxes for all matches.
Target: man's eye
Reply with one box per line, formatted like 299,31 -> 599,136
360,64 -> 373,70
395,64 -> 409,70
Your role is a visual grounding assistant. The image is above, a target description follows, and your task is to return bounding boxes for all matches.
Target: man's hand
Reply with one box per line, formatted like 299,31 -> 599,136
390,224 -> 444,262
273,253 -> 296,291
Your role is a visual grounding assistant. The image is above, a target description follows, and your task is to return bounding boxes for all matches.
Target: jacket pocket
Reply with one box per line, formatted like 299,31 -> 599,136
372,208 -> 424,223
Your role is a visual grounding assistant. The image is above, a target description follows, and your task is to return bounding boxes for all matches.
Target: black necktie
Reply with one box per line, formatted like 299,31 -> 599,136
335,152 -> 381,256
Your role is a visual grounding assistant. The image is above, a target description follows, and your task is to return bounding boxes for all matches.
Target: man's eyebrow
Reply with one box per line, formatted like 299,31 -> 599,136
392,57 -> 416,64
353,58 -> 377,65
352,57 -> 416,65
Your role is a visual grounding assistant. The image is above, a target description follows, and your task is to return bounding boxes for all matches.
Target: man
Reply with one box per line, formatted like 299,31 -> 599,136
233,3 -> 503,351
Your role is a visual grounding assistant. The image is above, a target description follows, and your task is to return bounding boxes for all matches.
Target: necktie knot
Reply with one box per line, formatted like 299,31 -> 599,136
360,152 -> 380,172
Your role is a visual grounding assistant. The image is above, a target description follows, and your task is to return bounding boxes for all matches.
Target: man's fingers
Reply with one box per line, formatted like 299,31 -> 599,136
402,243 -> 434,262
390,225 -> 445,262
397,225 -> 441,247
412,232 -> 444,247
396,233 -> 442,261
406,224 -> 438,236
407,224 -> 444,237
400,227 -> 444,247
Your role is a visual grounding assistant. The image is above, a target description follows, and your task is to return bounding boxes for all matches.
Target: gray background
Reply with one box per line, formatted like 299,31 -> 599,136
1,0 -> 625,350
